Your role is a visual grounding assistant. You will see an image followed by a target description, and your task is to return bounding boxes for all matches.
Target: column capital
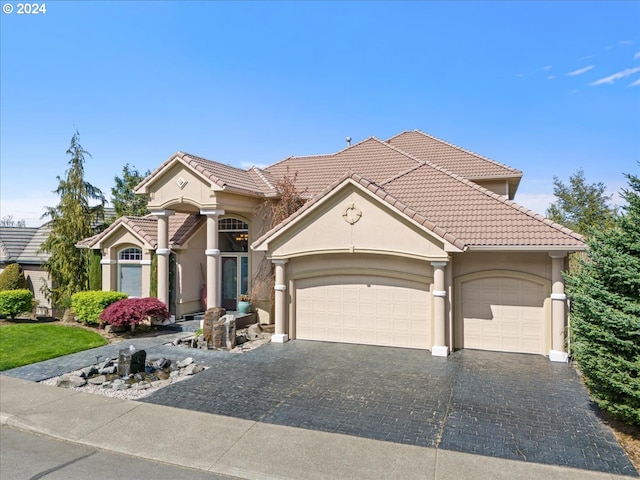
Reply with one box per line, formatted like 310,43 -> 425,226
272,259 -> 289,265
205,248 -> 220,256
156,248 -> 171,256
200,209 -> 225,216
150,210 -> 175,217
431,261 -> 448,269
100,259 -> 116,265
549,251 -> 567,259
550,293 -> 567,301
432,290 -> 446,297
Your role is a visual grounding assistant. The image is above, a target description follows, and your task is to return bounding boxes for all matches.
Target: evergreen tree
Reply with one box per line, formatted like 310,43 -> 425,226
546,169 -> 617,235
40,132 -> 106,307
111,164 -> 150,217
565,169 -> 640,425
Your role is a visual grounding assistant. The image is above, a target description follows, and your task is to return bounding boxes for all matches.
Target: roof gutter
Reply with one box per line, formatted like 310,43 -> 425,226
467,245 -> 587,252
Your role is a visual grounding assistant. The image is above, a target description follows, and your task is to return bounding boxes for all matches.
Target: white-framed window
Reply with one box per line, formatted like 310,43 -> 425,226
117,247 -> 143,297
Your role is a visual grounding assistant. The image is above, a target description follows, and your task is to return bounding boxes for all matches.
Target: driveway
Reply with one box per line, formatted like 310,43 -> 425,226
141,341 -> 637,477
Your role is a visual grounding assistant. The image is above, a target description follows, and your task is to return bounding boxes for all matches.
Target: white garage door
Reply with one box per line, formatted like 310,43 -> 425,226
461,277 -> 546,355
295,275 -> 431,349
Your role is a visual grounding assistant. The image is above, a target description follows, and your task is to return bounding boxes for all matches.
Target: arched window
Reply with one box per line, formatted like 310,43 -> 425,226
117,247 -> 143,297
118,248 -> 142,261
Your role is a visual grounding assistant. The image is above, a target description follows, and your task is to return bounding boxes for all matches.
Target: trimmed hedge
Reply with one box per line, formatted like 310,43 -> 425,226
0,289 -> 34,319
99,297 -> 169,328
0,264 -> 27,291
71,291 -> 128,325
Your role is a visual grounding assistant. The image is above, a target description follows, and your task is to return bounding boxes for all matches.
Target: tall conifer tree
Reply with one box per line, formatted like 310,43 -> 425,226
40,132 -> 106,306
565,169 -> 640,425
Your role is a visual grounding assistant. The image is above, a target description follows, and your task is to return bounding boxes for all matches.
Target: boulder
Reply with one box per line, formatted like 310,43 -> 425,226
177,357 -> 194,368
88,375 -> 107,385
56,375 -> 86,388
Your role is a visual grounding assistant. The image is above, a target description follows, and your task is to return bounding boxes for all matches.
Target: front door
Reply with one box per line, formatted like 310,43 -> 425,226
221,255 -> 248,311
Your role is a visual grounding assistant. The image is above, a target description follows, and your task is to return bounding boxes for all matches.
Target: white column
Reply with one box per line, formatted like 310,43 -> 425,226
272,259 -> 289,343
201,209 -> 224,309
549,252 -> 568,362
431,261 -> 449,357
151,210 -> 174,307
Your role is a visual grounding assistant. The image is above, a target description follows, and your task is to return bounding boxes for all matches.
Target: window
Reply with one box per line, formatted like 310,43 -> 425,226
218,218 -> 248,252
119,248 -> 142,261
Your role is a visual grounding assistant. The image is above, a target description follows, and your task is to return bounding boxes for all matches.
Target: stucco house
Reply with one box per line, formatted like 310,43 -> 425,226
78,130 -> 585,362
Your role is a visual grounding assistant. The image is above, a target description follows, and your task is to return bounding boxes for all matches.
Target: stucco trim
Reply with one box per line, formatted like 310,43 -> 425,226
468,245 -> 586,252
270,247 -> 449,262
454,269 -> 551,353
290,267 -> 433,286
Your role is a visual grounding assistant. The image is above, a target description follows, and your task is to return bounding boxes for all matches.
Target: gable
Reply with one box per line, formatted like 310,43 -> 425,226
146,161 -> 219,211
263,181 -> 448,261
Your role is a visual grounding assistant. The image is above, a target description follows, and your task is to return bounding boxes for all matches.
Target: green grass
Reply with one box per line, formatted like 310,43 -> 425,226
0,324 -> 107,371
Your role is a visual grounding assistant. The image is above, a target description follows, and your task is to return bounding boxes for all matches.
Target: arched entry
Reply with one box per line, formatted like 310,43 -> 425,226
218,218 -> 249,311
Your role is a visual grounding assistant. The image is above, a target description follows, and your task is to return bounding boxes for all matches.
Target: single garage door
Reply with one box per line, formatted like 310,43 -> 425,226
295,275 -> 431,349
461,277 -> 546,355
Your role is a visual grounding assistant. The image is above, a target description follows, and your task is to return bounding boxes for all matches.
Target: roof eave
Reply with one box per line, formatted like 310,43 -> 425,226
467,245 -> 587,252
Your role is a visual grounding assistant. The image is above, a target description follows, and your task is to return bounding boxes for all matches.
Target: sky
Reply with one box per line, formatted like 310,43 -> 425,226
1,1 -> 639,227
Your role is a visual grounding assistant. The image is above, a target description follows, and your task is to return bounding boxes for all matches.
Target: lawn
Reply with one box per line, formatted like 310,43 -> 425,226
0,323 -> 107,371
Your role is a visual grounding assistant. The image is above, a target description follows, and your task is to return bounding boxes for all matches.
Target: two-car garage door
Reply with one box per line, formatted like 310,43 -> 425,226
295,275 -> 431,349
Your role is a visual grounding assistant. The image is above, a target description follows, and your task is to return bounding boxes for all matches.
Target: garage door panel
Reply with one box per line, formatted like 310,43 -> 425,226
461,277 -> 546,355
296,275 -> 430,349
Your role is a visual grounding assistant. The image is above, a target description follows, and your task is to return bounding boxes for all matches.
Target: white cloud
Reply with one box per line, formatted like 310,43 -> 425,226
240,161 -> 270,170
629,78 -> 640,87
590,66 -> 640,85
635,52 -> 640,60
619,40 -> 634,45
547,75 -> 555,80
567,65 -> 594,76
542,65 -> 552,71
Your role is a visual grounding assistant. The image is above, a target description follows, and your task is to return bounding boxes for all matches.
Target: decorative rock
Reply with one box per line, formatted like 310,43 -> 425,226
247,323 -> 262,340
169,370 -> 181,378
88,375 -> 107,385
99,366 -> 117,375
151,379 -> 171,388
56,375 -> 87,388
153,358 -> 171,369
177,357 -> 194,368
132,382 -> 151,390
81,366 -> 98,378
101,381 -> 113,388
203,307 -> 227,348
183,364 -> 204,376
111,379 -> 130,390
130,350 -> 146,374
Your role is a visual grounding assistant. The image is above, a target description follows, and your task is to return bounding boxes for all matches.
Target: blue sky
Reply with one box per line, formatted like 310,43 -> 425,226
1,1 -> 639,227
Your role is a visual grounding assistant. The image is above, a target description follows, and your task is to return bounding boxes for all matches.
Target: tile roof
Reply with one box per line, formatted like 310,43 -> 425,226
387,130 -> 522,179
254,140 -> 584,250
0,226 -> 50,264
77,214 -> 204,250
265,138 -> 423,196
135,152 -> 275,197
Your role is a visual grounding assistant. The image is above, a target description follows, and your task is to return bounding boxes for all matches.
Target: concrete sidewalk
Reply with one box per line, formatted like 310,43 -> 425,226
0,375 -> 635,480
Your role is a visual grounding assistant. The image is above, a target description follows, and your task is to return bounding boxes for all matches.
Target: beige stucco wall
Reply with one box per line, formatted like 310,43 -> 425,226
268,184 -> 448,261
474,179 -> 508,196
147,163 -> 217,212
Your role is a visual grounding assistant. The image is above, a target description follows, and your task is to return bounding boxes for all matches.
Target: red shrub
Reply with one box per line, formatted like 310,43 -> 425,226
99,297 -> 169,328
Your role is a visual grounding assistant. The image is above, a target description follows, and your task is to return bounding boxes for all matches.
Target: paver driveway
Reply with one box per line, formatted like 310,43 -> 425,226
141,341 -> 637,477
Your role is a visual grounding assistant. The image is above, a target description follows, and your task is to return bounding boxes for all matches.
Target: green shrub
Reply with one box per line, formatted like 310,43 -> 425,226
0,264 -> 27,291
0,289 -> 34,319
88,250 -> 102,290
71,291 -> 128,325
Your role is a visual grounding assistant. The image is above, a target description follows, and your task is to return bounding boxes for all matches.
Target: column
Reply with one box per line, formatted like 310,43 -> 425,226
431,261 -> 449,357
549,252 -> 568,362
201,209 -> 224,309
151,210 -> 174,306
272,259 -> 289,343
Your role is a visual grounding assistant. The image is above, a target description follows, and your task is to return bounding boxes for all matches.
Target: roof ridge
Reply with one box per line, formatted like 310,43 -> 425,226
250,166 -> 276,191
411,130 -> 522,175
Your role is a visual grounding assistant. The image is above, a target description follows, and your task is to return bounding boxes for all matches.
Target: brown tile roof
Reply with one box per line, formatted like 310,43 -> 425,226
135,152 -> 275,197
387,130 -> 522,179
265,138 -> 423,196
77,214 -> 204,250
254,141 -> 584,250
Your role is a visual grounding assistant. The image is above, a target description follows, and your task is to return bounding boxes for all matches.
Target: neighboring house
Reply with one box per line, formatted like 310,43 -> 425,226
0,225 -> 52,314
78,130 -> 585,362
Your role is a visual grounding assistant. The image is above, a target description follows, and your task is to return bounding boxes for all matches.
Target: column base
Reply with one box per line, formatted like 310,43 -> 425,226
431,345 -> 449,357
271,333 -> 289,343
549,350 -> 569,363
